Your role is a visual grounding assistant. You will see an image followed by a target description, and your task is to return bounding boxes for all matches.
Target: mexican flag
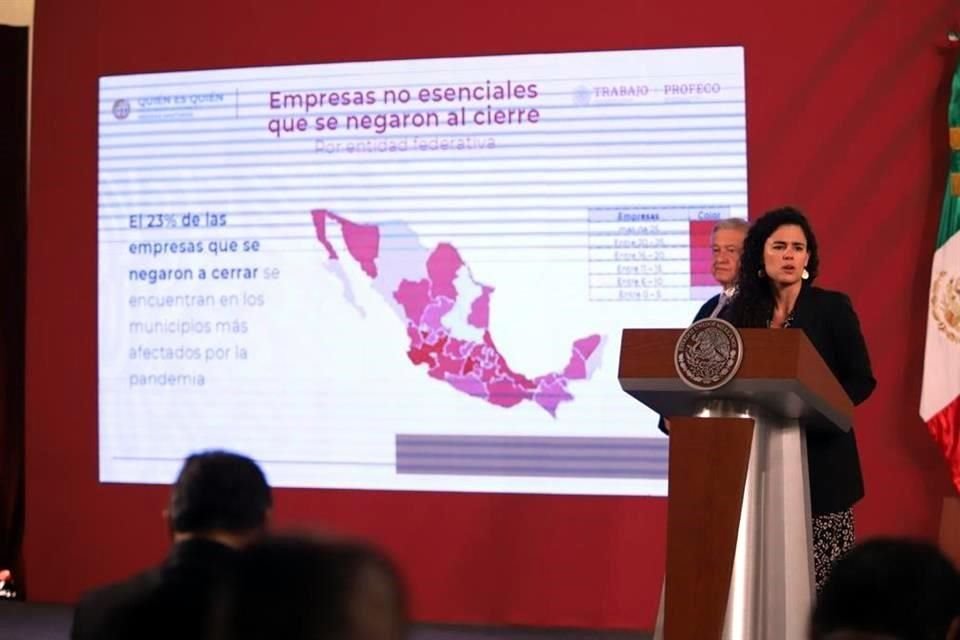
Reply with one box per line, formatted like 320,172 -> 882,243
921,51 -> 960,493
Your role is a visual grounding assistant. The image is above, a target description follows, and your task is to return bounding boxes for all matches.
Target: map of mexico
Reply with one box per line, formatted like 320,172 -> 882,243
311,209 -> 604,416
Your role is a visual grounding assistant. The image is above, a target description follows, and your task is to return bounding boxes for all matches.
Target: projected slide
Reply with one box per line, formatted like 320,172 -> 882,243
98,46 -> 746,495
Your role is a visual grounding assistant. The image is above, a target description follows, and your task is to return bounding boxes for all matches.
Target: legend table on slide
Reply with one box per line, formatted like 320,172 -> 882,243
587,206 -> 733,302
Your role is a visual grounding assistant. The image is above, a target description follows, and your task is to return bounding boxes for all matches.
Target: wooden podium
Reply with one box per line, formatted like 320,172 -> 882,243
618,328 -> 853,640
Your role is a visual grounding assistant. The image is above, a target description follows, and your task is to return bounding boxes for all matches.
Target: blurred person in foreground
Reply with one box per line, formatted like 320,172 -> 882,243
810,538 -> 960,640
214,533 -> 408,640
71,450 -> 272,640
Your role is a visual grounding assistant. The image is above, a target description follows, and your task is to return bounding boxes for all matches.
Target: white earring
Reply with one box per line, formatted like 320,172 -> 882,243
802,268 -> 809,280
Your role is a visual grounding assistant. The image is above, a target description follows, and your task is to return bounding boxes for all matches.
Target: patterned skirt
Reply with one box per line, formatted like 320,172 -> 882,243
812,508 -> 855,591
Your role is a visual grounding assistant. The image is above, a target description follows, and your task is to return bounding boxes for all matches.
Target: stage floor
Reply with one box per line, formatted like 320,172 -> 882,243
0,602 -> 651,640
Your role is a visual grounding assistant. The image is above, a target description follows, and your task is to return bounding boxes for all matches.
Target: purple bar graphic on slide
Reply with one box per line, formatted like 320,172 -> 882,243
396,435 -> 668,479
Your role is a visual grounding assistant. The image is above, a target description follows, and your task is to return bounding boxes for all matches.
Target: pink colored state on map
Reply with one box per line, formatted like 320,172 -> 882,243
311,209 -> 380,278
313,211 -> 602,417
394,242 -> 600,417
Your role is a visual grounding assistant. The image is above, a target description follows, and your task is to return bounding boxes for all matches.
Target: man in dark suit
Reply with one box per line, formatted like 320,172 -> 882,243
658,217 -> 749,434
692,217 -> 749,321
71,450 -> 272,640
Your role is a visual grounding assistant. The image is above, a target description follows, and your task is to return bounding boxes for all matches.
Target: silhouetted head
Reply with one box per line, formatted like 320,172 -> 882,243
810,538 -> 960,640
215,534 -> 408,640
166,450 -> 272,542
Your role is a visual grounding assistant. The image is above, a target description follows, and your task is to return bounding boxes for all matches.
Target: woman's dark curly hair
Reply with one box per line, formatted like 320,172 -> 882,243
728,206 -> 820,328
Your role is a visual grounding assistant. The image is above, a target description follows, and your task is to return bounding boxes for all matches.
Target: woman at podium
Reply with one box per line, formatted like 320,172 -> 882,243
725,206 -> 876,591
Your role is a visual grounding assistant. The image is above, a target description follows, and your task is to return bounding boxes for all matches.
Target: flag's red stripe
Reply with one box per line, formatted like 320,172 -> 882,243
927,395 -> 960,493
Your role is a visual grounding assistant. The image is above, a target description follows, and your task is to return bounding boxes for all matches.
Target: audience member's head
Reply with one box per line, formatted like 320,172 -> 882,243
214,533 -> 408,640
165,450 -> 272,546
810,538 -> 960,640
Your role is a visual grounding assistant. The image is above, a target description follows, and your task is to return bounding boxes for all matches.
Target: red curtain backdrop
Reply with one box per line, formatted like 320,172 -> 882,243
25,0 -> 960,629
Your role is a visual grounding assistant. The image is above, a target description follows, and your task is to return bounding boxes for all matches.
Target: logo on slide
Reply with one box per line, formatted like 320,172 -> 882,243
674,318 -> 743,390
112,99 -> 131,120
573,85 -> 592,106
